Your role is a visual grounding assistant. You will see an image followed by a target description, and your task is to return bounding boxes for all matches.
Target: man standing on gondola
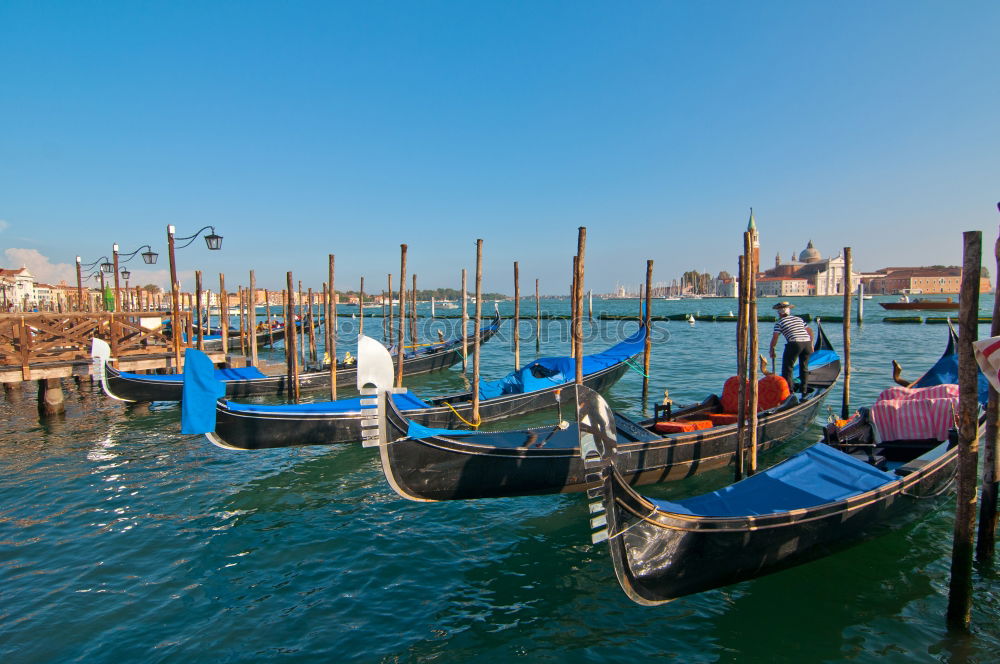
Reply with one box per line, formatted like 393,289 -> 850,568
769,301 -> 813,396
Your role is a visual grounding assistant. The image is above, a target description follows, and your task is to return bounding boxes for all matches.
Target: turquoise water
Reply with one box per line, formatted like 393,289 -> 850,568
2,296 -> 999,663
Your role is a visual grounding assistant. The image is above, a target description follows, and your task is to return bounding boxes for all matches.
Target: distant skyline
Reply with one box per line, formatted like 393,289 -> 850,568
2,1 -> 998,294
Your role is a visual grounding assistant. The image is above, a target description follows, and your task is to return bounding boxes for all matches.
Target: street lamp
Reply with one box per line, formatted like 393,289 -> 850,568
77,256 -> 112,311
166,225 -> 223,366
113,243 -> 158,312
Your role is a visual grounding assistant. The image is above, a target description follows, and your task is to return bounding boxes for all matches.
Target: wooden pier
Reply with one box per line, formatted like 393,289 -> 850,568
0,311 -> 227,383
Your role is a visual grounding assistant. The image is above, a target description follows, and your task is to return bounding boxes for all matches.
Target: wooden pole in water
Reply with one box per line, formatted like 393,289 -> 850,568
308,288 -> 318,364
571,256 -> 578,360
219,274 -> 228,358
575,226 -> 586,385
841,247 -> 853,419
184,293 -> 194,355
535,278 -> 541,352
472,239 -> 483,423
588,289 -> 593,321
195,271 -> 204,351
249,271 -> 259,366
265,289 -> 274,348
735,249 -> 749,482
946,230 -> 982,631
329,254 -> 337,401
396,245 -> 407,388
461,269 -> 468,372
359,276 -> 365,337
513,261 -> 520,369
411,274 -> 418,347
977,223 -> 1000,564
297,280 -> 305,368
238,287 -> 247,358
286,273 -> 301,403
857,281 -> 865,325
642,260 -> 653,407
387,274 -> 394,347
747,245 -> 759,474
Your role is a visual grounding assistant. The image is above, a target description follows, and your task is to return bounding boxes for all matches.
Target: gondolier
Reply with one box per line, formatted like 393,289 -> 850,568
769,301 -> 813,396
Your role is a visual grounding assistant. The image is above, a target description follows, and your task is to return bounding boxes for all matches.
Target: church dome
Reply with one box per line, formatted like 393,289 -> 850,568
798,240 -> 822,263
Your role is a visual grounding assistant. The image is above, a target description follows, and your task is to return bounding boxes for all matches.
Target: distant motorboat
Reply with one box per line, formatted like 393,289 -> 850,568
880,295 -> 958,311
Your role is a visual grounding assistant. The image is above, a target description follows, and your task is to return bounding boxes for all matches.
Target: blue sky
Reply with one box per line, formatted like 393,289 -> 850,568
1,1 -> 998,293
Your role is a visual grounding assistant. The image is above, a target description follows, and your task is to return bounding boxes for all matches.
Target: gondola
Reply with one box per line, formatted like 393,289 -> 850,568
91,312 -> 502,403
367,322 -> 839,501
203,323 -> 647,450
179,319 -> 313,351
588,326 -> 985,605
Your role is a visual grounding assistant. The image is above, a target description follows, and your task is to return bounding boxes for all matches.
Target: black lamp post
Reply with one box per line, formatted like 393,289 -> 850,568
77,256 -> 112,312
113,244 -> 158,312
166,225 -> 223,366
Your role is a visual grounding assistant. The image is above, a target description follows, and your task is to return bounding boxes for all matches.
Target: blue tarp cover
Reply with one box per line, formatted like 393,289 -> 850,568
224,391 -> 431,415
477,327 -> 646,400
120,366 -> 267,382
181,349 -> 227,434
406,420 -> 487,439
807,349 -> 838,369
651,443 -> 897,517
913,346 -> 989,404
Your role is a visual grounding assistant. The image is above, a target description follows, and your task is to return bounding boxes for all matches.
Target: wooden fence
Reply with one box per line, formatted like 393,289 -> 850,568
0,311 -> 192,380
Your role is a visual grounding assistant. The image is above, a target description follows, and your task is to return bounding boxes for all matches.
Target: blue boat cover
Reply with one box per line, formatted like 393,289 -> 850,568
651,443 -> 897,517
913,346 -> 989,404
807,349 -> 838,370
223,391 -> 431,415
477,327 -> 646,400
406,419 -> 486,439
181,349 -> 227,434
120,366 -> 268,382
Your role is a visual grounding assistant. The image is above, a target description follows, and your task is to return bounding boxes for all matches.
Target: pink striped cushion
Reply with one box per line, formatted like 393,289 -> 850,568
870,384 -> 959,442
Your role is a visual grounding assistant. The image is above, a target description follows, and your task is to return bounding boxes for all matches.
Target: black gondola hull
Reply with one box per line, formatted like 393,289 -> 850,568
378,379 -> 835,501
601,446 -> 956,604
210,360 -> 632,449
101,318 -> 500,402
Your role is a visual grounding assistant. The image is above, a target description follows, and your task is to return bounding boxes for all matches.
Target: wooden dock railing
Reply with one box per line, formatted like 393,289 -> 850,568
0,311 -> 192,380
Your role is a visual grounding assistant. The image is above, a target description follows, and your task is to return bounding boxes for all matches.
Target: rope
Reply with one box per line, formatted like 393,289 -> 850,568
441,401 -> 481,428
606,505 -> 658,541
623,358 -> 649,379
900,471 -> 958,499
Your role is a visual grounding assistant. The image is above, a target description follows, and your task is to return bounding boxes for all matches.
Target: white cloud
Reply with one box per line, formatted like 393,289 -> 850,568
4,248 -> 75,286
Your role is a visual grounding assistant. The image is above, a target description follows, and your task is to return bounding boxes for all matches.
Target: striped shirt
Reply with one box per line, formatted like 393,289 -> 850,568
773,315 -> 811,342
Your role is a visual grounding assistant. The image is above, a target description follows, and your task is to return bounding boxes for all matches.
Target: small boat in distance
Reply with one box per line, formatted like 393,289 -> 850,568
879,290 -> 959,310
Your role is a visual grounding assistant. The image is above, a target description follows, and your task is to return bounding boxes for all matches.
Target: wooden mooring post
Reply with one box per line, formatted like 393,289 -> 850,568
747,239 -> 759,475
307,288 -> 318,365
386,274 -> 394,348
946,230 -> 981,631
575,227 -> 586,385
513,262 -> 520,369
359,276 -> 365,337
329,254 -> 337,401
842,247 -> 853,419
977,223 -> 1000,564
472,239 -> 483,424
410,274 -> 418,347
219,274 -> 229,361
642,259 -> 653,408
396,246 -> 407,388
285,275 -> 301,403
535,278 -> 541,352
195,271 -> 204,351
461,269 -> 468,372
249,271 -> 259,367
735,250 -> 749,482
